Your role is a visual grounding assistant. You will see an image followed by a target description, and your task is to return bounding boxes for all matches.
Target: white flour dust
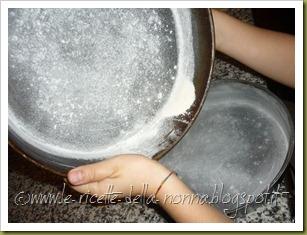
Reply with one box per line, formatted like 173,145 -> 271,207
8,8 -> 195,160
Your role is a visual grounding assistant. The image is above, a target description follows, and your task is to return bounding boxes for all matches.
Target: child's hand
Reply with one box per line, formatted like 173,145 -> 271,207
67,154 -> 231,222
67,154 -> 171,198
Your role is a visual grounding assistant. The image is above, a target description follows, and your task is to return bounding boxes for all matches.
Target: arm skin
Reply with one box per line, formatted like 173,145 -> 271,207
67,155 -> 232,223
212,9 -> 295,88
155,171 -> 232,223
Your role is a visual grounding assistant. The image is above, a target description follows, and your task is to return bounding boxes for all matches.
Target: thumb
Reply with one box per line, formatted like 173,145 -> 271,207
67,160 -> 115,186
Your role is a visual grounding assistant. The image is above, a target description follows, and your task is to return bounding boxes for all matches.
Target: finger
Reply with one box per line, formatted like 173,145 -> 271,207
67,159 -> 115,186
70,181 -> 100,195
69,181 -> 119,198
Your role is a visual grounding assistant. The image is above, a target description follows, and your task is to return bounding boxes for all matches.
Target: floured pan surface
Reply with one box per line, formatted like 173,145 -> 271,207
160,80 -> 294,212
9,8 -> 199,163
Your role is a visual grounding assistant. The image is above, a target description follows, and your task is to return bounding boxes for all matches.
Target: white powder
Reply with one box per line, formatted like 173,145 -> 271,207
8,8 -> 195,160
160,78 -> 195,118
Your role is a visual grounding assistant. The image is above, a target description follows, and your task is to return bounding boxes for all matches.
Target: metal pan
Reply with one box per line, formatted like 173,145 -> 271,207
8,8 -> 215,175
160,79 -> 294,212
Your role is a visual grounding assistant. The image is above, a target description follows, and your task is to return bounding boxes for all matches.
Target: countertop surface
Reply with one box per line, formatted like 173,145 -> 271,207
8,8 -> 294,223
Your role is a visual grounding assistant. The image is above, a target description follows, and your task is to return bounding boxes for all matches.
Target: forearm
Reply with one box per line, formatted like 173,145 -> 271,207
212,9 -> 295,88
156,173 -> 232,223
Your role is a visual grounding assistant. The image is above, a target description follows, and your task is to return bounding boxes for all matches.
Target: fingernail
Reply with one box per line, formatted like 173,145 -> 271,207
68,170 -> 83,185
